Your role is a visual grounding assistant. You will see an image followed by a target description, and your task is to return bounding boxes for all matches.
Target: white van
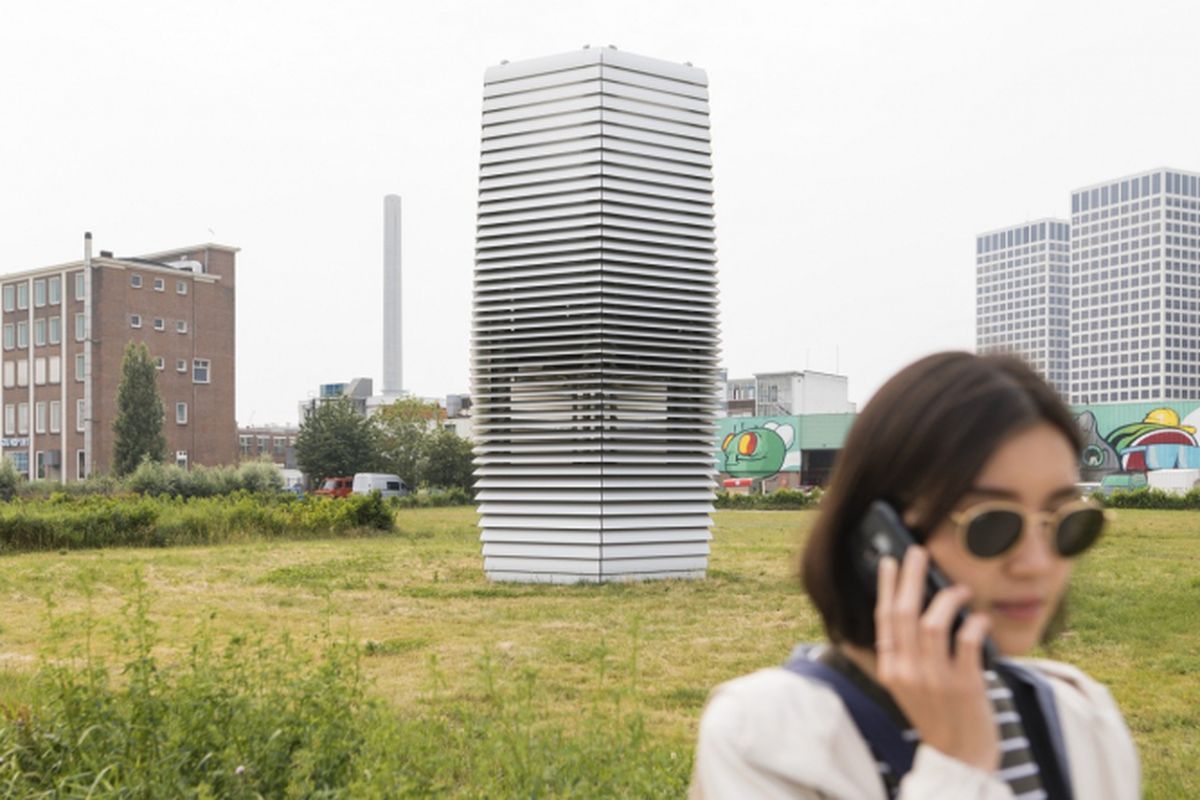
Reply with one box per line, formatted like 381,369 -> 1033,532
1146,468 -> 1200,495
351,473 -> 409,498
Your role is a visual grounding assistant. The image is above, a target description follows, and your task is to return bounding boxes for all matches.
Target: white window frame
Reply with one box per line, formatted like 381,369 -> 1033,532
176,402 -> 188,425
75,272 -> 85,301
76,399 -> 86,432
176,280 -> 188,295
192,358 -> 210,384
33,318 -> 45,346
176,358 -> 187,373
48,355 -> 60,384
3,361 -> 14,388
155,356 -> 165,370
130,273 -> 142,288
48,316 -> 60,345
17,402 -> 28,434
75,353 -> 85,381
35,401 -> 46,433
17,359 -> 28,387
130,314 -> 141,329
33,279 -> 46,308
49,400 -> 61,433
16,283 -> 27,310
16,321 -> 27,348
176,320 -> 188,334
2,324 -> 12,350
34,357 -> 46,385
75,312 -> 86,342
154,317 -> 165,331
153,277 -> 165,292
2,285 -> 13,312
48,276 -> 61,305
3,404 -> 13,435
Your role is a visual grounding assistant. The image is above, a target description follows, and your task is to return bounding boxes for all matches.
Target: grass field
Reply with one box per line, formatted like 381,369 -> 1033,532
0,508 -> 1196,796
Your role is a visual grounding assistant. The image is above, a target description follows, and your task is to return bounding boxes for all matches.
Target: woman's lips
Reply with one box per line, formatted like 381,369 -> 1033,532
991,599 -> 1045,622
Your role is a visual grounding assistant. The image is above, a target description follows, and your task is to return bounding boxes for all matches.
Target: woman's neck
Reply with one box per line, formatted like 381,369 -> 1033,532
836,642 -> 879,680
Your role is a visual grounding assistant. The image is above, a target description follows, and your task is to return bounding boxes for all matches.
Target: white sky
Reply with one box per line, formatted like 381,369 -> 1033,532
2,0 -> 1197,426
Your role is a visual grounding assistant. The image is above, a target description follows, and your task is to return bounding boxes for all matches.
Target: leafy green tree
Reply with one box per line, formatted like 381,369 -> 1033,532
112,341 -> 166,476
419,428 -> 476,491
374,398 -> 443,488
295,398 -> 381,486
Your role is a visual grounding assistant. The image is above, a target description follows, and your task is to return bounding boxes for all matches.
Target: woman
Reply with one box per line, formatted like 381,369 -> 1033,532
690,352 -> 1139,799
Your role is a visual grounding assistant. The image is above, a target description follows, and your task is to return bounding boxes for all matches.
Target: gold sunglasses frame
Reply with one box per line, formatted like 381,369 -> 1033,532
947,499 -> 1114,559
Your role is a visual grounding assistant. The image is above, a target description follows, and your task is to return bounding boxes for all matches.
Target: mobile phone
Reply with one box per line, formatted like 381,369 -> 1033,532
854,500 -> 997,668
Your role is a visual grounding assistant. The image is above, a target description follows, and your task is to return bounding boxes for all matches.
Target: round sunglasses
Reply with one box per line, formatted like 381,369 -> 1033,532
947,499 -> 1111,559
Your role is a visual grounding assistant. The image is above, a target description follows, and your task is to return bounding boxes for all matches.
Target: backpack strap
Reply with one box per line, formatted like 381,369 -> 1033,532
994,660 -> 1075,800
782,647 -> 916,781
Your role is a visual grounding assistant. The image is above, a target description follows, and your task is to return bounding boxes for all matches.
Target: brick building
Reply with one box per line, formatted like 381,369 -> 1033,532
0,235 -> 237,480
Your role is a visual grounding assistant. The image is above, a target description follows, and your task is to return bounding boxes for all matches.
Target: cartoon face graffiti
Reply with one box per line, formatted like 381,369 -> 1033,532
1107,408 -> 1200,471
722,421 -> 795,478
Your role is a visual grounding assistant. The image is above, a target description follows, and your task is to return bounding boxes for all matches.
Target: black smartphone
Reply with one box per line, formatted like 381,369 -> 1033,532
854,500 -> 997,668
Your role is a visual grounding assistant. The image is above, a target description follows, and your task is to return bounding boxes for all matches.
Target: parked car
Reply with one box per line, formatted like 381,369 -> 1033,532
314,476 -> 354,498
1099,472 -> 1148,497
352,472 -> 409,498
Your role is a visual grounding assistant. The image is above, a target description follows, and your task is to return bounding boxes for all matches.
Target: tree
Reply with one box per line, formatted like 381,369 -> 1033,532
295,397 -> 380,486
112,341 -> 166,476
374,397 -> 443,488
419,428 -> 476,490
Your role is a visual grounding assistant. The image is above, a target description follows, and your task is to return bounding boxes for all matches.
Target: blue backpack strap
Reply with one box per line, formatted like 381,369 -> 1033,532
994,660 -> 1075,800
782,647 -> 916,781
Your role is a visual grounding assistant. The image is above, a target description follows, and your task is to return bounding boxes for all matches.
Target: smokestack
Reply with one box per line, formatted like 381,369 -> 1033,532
84,231 -> 92,263
383,195 -> 402,396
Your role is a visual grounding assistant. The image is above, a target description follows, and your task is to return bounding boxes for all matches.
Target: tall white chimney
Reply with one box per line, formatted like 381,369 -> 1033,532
383,194 -> 402,396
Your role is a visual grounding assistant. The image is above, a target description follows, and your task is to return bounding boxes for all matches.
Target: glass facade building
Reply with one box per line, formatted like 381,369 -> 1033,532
976,219 -> 1071,394
1068,169 -> 1200,404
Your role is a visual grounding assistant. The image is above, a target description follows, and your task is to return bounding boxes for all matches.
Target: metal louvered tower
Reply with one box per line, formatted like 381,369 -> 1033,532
473,48 -> 720,583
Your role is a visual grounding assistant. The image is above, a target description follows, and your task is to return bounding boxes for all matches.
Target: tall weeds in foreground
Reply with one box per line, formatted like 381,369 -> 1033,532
0,574 -> 688,798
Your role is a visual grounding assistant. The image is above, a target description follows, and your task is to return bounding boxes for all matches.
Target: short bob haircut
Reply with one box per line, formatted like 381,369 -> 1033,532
801,351 -> 1083,649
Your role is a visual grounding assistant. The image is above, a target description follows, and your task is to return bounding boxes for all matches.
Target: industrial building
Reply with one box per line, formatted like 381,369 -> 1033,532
0,235 -> 236,480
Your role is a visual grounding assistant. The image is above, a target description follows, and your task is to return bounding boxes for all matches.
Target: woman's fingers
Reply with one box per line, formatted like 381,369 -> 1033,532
954,612 -> 992,675
874,555 -> 898,663
919,585 -> 972,665
891,546 -> 928,659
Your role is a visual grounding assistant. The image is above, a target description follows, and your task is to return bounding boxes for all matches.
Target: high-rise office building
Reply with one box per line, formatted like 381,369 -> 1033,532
975,219 -> 1071,394
472,47 -> 720,582
1068,168 -> 1200,404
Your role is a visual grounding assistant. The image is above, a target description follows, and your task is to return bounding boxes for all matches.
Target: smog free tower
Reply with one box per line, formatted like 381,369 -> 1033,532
472,48 -> 721,582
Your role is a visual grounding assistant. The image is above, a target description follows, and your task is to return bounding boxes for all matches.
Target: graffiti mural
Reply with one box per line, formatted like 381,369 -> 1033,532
1075,403 -> 1200,481
717,417 -> 799,479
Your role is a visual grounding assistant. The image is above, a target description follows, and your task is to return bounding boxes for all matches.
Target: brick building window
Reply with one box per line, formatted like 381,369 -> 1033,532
48,276 -> 61,305
177,280 -> 188,295
176,320 -> 188,334
154,277 -> 165,291
176,359 -> 187,372
75,273 -> 85,301
76,399 -> 85,432
130,274 -> 142,288
33,279 -> 45,308
48,316 -> 60,344
193,358 -> 210,384
75,313 -> 86,341
154,318 -> 165,331
2,285 -> 12,311
176,402 -> 188,425
49,401 -> 61,433
130,314 -> 141,329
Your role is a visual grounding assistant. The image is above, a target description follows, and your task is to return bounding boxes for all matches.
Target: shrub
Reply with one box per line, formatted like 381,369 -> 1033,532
1102,487 -> 1200,510
0,580 -> 688,798
0,458 -> 17,501
714,488 -> 821,510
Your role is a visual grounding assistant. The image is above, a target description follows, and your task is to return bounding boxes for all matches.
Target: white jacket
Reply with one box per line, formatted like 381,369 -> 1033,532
690,658 -> 1139,799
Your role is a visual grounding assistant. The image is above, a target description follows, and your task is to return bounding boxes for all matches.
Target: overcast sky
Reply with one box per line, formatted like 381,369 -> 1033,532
2,0 -> 1196,425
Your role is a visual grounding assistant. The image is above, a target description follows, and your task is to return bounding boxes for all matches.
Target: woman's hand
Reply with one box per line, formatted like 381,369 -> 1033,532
874,547 -> 1000,773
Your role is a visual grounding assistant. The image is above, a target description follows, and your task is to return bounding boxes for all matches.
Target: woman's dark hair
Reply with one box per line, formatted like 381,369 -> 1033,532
800,351 -> 1083,648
